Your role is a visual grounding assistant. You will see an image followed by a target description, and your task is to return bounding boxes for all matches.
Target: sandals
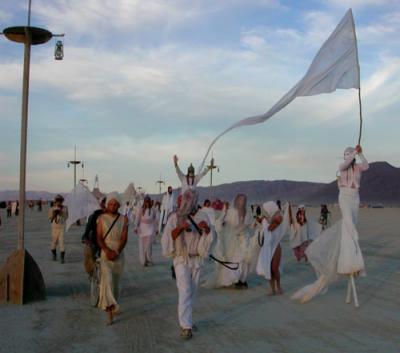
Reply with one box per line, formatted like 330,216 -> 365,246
180,328 -> 193,340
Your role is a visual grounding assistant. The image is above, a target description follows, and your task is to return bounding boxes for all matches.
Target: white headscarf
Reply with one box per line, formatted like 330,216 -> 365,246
344,146 -> 355,159
106,191 -> 122,206
263,201 -> 280,217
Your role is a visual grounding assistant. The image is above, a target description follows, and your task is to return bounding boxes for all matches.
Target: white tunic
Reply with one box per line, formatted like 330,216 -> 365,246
175,164 -> 209,194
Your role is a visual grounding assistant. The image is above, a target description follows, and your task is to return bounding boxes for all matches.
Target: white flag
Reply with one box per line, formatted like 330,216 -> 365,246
65,182 -> 101,231
199,9 -> 360,170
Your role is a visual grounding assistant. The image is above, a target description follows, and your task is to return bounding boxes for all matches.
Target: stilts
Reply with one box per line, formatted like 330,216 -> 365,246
345,273 -> 359,308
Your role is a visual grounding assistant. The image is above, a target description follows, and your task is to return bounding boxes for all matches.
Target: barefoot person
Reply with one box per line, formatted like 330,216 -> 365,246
292,145 -> 368,303
161,189 -> 214,339
173,155 -> 210,194
256,201 -> 289,295
48,195 -> 68,263
97,192 -> 128,325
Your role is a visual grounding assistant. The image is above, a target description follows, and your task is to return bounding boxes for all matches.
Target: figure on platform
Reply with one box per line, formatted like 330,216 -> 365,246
292,145 -> 368,304
173,155 -> 210,194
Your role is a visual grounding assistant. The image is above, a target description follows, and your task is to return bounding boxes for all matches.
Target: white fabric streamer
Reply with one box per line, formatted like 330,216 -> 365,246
199,9 -> 360,171
64,183 -> 101,231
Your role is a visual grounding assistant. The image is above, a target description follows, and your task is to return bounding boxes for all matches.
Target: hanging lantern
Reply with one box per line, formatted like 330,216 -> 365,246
54,40 -> 63,60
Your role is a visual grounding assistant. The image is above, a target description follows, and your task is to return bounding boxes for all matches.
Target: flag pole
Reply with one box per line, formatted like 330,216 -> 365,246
351,8 -> 363,145
357,88 -> 363,145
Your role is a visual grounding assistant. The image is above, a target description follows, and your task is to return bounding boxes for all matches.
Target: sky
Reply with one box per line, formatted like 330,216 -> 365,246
0,0 -> 399,194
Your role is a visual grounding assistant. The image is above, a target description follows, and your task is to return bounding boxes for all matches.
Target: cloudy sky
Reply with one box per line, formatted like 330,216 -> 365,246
0,0 -> 399,194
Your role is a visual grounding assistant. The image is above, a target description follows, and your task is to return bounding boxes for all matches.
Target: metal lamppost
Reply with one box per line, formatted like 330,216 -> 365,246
79,162 -> 88,186
155,175 -> 165,200
67,145 -> 82,189
0,0 -> 64,304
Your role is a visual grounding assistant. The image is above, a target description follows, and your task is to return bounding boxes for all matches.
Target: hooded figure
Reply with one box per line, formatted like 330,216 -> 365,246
161,189 -> 214,340
204,194 -> 254,289
292,145 -> 368,304
173,155 -> 210,194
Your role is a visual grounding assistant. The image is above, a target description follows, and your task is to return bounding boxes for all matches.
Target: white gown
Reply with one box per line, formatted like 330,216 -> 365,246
256,204 -> 290,279
292,187 -> 366,303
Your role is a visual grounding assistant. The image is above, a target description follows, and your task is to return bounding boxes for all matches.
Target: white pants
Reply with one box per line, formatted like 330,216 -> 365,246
139,236 -> 152,266
51,226 -> 65,252
174,260 -> 200,329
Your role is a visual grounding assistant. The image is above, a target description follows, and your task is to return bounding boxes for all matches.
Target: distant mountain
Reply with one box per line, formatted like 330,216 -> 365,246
178,162 -> 400,206
0,190 -> 59,202
1,162 -> 398,206
307,161 -> 400,205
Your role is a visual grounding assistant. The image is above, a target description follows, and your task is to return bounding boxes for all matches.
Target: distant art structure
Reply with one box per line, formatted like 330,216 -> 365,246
0,0 -> 64,305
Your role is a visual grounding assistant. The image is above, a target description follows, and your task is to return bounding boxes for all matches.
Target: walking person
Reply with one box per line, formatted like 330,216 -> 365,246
97,192 -> 128,325
134,196 -> 157,267
161,189 -> 214,339
48,195 -> 68,263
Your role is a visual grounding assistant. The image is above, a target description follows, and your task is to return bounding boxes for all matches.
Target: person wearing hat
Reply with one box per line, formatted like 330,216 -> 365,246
97,192 -> 128,325
173,155 -> 210,195
48,194 -> 68,263
134,195 -> 157,267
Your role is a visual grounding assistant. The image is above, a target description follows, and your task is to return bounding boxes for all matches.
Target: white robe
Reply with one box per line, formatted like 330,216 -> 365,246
292,187 -> 366,303
256,205 -> 289,280
159,192 -> 176,233
204,208 -> 254,288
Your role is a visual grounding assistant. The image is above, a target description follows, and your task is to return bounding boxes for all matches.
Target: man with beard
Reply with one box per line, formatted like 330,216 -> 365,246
159,186 -> 176,234
173,155 -> 210,194
161,189 -> 214,340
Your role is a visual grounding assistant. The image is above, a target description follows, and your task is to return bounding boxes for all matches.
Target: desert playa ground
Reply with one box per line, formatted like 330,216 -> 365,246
0,206 -> 399,353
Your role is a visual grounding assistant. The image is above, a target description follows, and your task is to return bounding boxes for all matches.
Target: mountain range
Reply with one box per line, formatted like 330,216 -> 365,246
1,162 -> 398,206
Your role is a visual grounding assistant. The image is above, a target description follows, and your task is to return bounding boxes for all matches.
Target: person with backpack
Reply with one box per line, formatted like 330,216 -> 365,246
82,197 -> 106,274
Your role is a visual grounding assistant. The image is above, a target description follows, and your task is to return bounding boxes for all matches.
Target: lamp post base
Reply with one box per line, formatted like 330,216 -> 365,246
0,249 -> 46,305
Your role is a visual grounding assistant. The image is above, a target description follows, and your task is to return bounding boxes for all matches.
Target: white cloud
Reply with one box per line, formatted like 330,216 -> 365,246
324,0 -> 392,9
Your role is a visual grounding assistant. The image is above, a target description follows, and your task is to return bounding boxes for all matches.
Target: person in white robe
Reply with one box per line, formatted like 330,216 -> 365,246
204,194 -> 254,289
292,145 -> 368,303
256,201 -> 289,295
159,186 -> 176,234
289,205 -> 322,262
161,189 -> 214,340
97,192 -> 128,325
173,155 -> 210,194
134,196 -> 157,267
